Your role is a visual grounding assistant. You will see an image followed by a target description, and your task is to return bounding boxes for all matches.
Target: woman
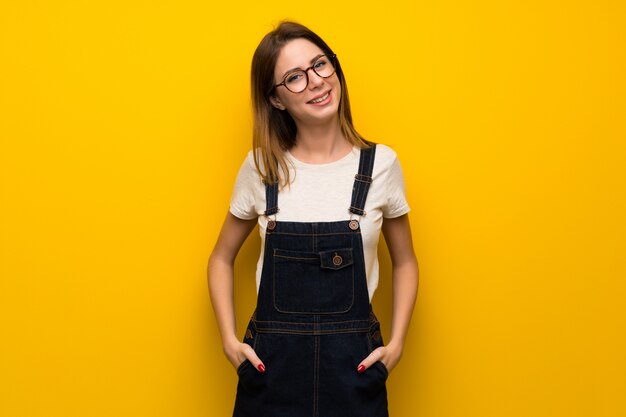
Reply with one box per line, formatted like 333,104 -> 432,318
208,21 -> 419,417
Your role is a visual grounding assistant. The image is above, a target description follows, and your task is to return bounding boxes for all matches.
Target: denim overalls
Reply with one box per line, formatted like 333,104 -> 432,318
233,144 -> 389,417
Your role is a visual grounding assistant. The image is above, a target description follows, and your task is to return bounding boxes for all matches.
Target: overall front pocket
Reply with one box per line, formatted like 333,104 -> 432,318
272,247 -> 355,314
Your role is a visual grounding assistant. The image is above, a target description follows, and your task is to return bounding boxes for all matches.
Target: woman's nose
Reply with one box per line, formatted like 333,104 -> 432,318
306,68 -> 324,89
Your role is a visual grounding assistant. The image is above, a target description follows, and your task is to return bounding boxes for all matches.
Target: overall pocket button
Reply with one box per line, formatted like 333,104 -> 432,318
332,253 -> 343,266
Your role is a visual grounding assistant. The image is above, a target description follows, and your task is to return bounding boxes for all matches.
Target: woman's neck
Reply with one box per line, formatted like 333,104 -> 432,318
291,122 -> 351,164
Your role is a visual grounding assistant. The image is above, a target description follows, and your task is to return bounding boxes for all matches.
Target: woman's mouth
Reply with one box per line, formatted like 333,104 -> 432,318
308,91 -> 331,105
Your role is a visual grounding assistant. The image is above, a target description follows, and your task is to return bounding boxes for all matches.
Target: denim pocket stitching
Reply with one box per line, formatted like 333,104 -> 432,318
272,248 -> 355,314
319,248 -> 354,270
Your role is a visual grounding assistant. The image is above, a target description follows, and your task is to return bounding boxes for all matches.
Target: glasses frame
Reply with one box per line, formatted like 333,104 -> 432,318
274,54 -> 337,94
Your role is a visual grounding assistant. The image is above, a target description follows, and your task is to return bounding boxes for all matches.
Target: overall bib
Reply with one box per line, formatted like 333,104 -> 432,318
233,145 -> 389,417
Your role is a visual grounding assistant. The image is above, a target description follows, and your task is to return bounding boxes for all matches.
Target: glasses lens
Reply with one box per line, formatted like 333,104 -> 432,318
313,55 -> 335,78
284,71 -> 308,93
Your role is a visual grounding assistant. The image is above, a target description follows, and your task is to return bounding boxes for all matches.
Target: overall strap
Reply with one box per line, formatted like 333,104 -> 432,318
349,144 -> 377,216
264,180 -> 279,216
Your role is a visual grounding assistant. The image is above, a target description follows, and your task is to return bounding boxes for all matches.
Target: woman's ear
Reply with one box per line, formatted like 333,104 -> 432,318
269,95 -> 286,111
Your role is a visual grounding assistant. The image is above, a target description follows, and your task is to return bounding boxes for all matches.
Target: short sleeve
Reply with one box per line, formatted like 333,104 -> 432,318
381,156 -> 411,218
229,152 -> 259,220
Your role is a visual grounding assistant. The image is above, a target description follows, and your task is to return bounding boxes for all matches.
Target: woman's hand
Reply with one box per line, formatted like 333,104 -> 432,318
224,339 -> 266,373
357,340 -> 403,374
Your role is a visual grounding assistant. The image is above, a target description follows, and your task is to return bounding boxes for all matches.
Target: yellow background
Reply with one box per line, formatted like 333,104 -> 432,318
1,1 -> 625,416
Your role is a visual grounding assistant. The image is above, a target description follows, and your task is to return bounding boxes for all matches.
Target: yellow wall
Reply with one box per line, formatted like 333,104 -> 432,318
1,1 -> 625,416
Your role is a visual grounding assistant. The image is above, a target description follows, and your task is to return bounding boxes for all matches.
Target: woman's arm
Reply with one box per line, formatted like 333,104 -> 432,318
357,213 -> 419,373
207,211 -> 266,372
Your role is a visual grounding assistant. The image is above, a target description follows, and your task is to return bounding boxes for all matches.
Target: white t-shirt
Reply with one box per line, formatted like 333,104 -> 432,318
229,143 -> 410,302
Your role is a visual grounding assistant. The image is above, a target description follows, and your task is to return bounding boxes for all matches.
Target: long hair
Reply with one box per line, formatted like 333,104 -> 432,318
250,20 -> 372,188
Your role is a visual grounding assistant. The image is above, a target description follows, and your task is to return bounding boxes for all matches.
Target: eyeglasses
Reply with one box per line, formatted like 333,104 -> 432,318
274,54 -> 337,94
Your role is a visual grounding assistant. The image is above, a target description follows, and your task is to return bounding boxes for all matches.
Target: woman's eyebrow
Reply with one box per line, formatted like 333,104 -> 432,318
281,54 -> 324,78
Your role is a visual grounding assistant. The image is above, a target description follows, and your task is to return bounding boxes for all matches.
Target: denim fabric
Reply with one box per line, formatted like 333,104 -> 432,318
233,146 -> 388,417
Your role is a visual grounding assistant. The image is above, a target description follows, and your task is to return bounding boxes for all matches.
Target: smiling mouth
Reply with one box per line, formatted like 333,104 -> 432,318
308,91 -> 331,104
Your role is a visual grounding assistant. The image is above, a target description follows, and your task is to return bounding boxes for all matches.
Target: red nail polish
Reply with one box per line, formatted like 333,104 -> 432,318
258,364 -> 266,373
357,364 -> 365,373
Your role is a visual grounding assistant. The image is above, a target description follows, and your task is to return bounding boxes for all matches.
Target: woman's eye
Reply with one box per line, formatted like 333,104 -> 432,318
315,60 -> 327,69
286,73 -> 303,83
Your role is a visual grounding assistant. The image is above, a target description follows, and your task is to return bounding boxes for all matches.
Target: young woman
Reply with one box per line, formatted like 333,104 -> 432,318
208,21 -> 419,417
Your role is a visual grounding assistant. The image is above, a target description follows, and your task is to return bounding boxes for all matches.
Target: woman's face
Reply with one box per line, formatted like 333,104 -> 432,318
270,38 -> 341,126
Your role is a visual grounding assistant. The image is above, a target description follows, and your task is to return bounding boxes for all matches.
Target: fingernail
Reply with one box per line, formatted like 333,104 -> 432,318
258,364 -> 266,373
357,364 -> 365,373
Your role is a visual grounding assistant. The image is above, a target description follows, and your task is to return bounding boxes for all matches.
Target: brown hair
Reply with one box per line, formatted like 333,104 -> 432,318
250,20 -> 372,188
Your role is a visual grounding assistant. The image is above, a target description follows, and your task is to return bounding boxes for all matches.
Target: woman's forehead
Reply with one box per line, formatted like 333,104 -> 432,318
275,39 -> 324,73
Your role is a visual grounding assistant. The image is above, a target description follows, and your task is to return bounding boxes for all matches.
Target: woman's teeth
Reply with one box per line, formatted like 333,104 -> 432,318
310,92 -> 329,103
